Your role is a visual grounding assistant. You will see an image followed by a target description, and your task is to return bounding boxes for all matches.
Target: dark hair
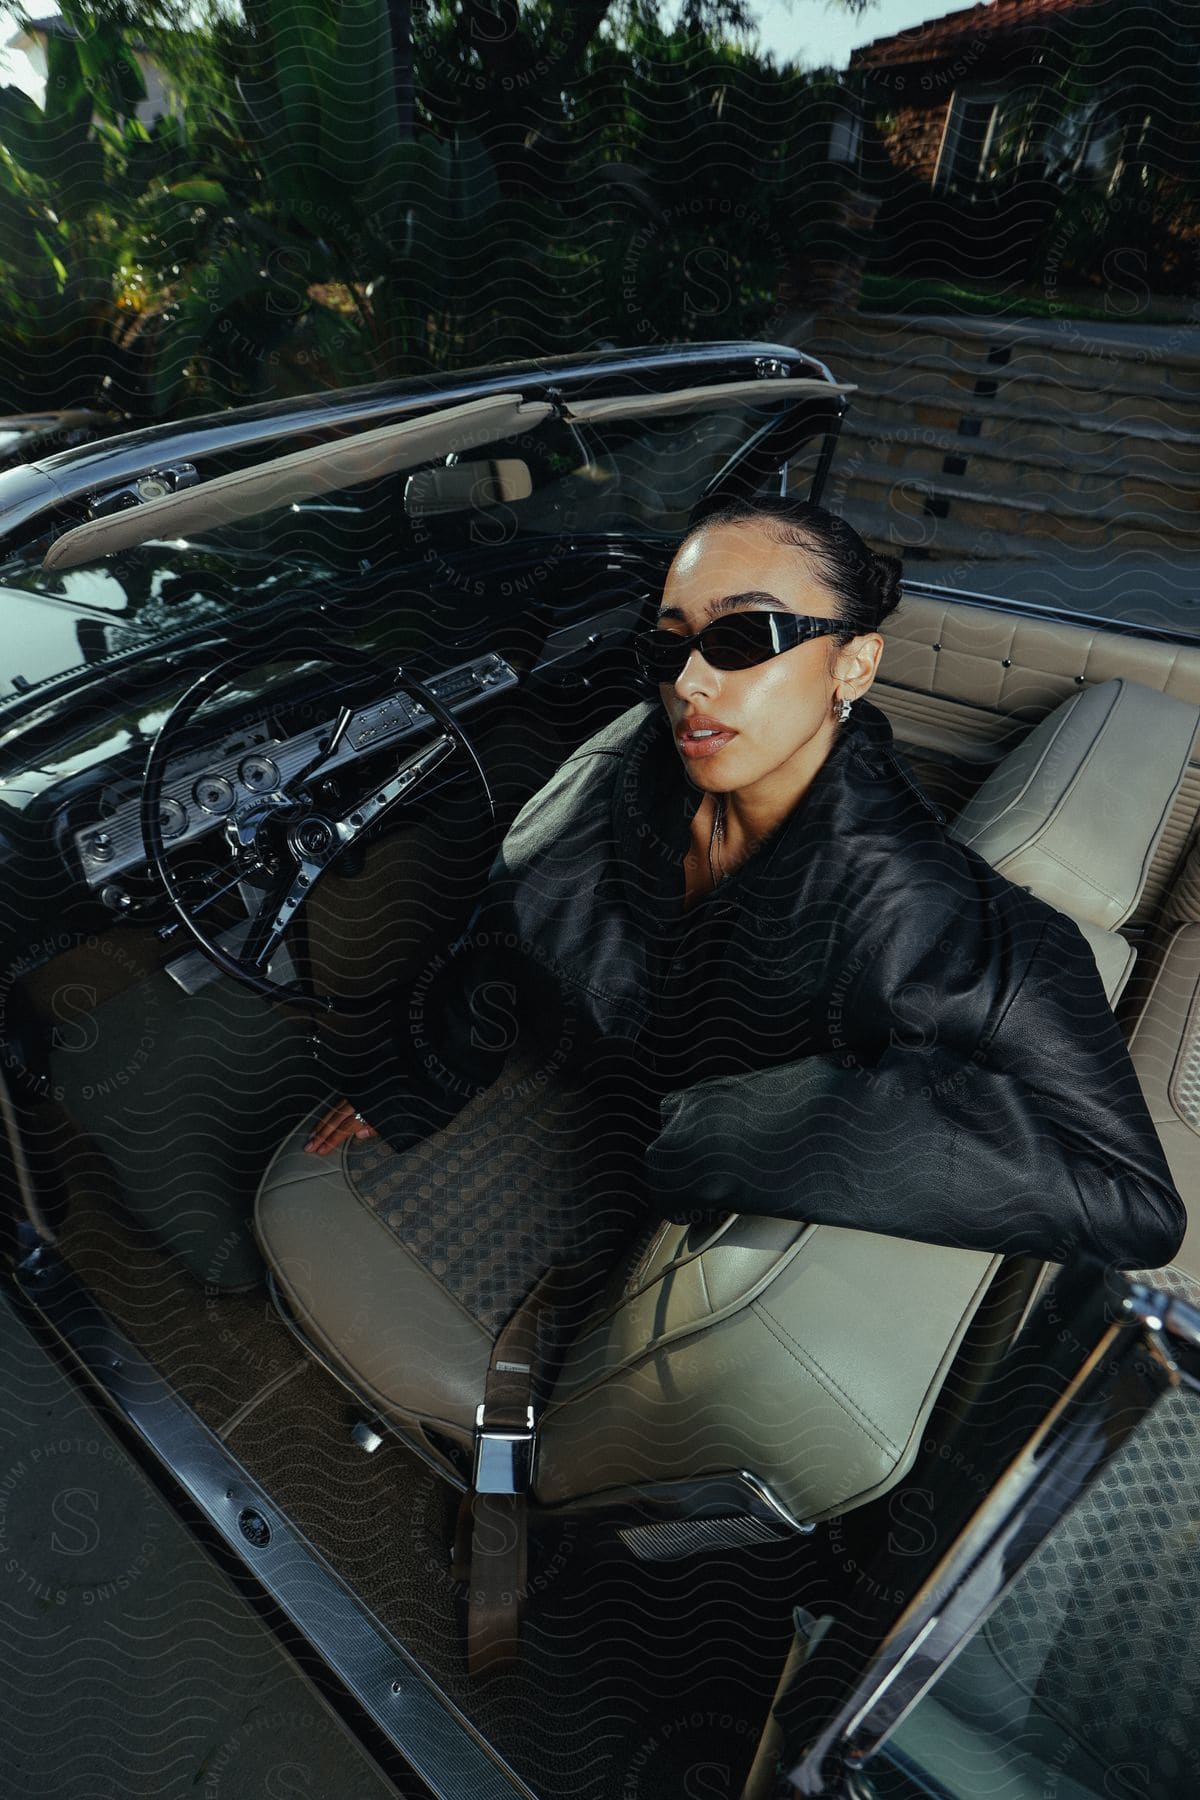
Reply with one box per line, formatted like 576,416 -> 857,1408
680,495 -> 903,644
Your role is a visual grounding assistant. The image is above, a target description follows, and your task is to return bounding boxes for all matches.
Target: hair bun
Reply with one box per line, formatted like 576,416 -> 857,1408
868,552 -> 903,625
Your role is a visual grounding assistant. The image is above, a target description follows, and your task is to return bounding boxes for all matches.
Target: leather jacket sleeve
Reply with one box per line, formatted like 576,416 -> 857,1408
339,977 -> 509,1154
336,882 -> 574,1154
644,906 -> 1186,1271
334,900 -> 517,1152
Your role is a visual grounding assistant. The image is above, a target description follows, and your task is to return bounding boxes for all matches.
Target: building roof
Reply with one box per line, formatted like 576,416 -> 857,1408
11,14 -> 158,57
16,14 -> 75,33
852,0 -> 1091,71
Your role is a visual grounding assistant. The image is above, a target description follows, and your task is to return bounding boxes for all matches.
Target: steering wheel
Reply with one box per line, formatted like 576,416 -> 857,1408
141,648 -> 497,1012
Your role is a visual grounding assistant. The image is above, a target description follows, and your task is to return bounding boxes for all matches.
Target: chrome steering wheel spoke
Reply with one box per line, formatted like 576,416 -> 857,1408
240,860 -> 323,971
331,733 -> 456,843
237,732 -> 457,977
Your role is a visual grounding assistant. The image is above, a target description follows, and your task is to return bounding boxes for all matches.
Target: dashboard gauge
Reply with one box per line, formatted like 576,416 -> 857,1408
157,797 -> 188,839
240,754 -> 280,793
193,774 -> 235,815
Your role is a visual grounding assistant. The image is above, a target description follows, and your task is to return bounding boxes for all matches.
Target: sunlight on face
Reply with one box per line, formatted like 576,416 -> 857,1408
657,521 -> 878,815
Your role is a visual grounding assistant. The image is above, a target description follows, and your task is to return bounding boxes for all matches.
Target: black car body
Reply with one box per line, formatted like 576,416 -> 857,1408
0,408 -> 126,475
1,340 -> 1198,1800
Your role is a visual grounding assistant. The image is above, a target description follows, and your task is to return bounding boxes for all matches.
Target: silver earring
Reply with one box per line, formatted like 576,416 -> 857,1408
834,696 -> 852,723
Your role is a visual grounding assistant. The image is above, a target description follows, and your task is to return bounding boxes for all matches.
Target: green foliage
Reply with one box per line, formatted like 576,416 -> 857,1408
570,20 -> 855,342
0,3 -> 250,412
994,0 -> 1200,299
0,25 -> 137,408
11,1 -> 1195,419
859,270 -> 1190,325
0,0 -> 872,414
1050,0 -> 1200,183
161,0 -> 540,402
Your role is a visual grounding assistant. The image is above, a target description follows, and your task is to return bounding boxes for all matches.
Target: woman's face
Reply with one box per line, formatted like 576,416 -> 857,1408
656,520 -> 882,810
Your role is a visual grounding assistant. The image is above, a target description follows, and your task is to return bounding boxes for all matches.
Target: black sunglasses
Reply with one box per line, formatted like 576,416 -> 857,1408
633,611 -> 847,683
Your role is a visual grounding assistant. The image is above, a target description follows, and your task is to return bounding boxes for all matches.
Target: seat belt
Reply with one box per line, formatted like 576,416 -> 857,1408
456,1261 -> 588,1677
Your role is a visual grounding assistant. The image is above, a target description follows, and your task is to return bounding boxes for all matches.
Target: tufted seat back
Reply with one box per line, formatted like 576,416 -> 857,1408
948,677 -> 1200,1002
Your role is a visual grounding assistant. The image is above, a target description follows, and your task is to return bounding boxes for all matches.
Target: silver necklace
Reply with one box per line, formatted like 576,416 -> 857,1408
707,794 -> 727,884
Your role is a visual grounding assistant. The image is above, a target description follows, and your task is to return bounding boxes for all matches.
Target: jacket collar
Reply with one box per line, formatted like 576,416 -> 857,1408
611,697 -> 945,925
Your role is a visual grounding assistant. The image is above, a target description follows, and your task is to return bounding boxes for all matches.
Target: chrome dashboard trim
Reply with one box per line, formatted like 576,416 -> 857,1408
71,652 -> 518,885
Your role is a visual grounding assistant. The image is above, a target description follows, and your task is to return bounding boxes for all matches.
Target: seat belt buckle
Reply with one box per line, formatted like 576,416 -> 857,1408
473,1402 -> 536,1496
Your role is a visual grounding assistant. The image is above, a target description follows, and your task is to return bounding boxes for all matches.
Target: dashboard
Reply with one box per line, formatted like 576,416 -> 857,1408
70,652 -> 519,895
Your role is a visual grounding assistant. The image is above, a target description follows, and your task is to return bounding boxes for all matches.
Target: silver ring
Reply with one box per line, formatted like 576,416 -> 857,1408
353,1111 -> 364,1123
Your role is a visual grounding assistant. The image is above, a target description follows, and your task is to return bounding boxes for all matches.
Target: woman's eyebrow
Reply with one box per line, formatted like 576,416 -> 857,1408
656,589 -> 789,622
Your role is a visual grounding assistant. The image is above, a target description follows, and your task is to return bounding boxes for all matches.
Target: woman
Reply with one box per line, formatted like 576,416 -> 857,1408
302,495 -> 1184,1275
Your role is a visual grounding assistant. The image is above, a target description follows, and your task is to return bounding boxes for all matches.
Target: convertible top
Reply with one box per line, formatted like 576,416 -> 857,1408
42,376 -> 850,574
42,395 -> 552,573
561,376 -> 851,422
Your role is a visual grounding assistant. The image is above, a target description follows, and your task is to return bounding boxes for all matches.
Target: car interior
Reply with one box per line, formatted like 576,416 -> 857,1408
7,403 -> 1200,1796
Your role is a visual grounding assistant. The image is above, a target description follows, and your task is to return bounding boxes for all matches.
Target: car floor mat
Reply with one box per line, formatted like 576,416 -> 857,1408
48,970 -> 327,1291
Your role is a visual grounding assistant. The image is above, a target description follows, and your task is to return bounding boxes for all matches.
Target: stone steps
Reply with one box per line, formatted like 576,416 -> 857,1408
798,312 -> 1200,561
834,389 -> 1200,479
830,428 -> 1200,515
824,344 -> 1197,433
810,311 -> 1200,399
836,498 -> 1039,564
837,461 -> 1196,554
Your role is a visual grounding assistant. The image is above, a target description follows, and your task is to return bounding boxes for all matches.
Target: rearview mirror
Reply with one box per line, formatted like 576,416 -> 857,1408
403,458 -> 533,517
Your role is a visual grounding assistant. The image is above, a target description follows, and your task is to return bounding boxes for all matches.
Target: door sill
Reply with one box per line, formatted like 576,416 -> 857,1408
11,1246 -> 538,1800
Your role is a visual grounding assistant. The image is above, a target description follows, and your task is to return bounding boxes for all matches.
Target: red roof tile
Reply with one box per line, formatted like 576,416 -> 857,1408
852,0 -> 1090,70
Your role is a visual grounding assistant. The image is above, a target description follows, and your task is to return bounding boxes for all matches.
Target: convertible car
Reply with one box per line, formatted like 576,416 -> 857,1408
1,341 -> 1199,1800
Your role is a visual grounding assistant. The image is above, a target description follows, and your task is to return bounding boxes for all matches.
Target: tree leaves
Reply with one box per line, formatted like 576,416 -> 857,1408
0,0 -> 861,411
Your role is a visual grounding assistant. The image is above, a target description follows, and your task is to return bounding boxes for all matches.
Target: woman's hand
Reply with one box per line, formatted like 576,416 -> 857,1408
304,1098 -> 378,1156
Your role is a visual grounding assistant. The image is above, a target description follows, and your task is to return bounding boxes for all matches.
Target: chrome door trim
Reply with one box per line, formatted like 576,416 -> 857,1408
12,1246 -> 539,1800
896,578 -> 1200,645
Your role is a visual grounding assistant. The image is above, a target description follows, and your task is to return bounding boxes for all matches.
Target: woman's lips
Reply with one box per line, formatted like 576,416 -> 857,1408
677,723 -> 737,760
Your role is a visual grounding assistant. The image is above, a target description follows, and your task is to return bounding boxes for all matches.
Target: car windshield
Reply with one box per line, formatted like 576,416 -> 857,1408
0,393 -> 818,636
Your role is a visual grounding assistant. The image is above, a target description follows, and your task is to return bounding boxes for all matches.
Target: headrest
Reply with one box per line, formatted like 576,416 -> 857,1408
949,677 -> 1199,931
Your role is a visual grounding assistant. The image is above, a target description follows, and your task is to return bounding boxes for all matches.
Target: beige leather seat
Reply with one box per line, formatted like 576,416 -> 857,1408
970,673 -> 1200,1304
256,676 -> 1198,1531
1127,916 -> 1200,1290
950,675 -> 1199,1005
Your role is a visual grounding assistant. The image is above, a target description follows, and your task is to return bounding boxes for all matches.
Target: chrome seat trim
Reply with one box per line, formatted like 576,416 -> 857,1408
537,1469 -> 815,1537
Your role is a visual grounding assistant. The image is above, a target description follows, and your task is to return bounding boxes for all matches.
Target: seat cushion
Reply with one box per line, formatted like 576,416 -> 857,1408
536,1217 -> 1000,1523
255,1057 -> 648,1447
255,1111 -> 495,1444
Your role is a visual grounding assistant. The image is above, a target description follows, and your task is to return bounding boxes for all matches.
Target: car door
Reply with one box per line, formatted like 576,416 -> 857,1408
776,1262 -> 1200,1800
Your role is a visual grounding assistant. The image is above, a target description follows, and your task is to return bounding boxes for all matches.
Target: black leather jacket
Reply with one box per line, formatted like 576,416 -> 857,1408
349,696 -> 1185,1271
